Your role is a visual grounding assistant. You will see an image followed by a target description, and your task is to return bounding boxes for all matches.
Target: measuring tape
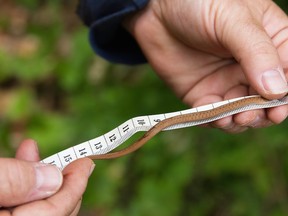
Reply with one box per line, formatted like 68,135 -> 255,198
41,95 -> 288,170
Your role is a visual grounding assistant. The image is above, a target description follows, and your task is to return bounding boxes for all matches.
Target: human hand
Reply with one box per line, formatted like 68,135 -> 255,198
0,139 -> 94,216
124,0 -> 288,133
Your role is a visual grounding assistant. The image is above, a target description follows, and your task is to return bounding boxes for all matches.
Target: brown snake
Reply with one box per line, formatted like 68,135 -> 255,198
89,95 -> 288,160
41,95 -> 288,170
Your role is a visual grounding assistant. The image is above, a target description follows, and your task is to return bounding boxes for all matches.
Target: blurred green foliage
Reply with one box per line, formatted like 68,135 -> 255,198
0,0 -> 288,215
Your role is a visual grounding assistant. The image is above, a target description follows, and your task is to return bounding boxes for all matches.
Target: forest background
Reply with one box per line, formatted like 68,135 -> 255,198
0,0 -> 288,215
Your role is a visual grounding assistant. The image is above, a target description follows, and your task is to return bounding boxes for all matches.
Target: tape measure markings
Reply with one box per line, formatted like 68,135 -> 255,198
41,95 -> 288,170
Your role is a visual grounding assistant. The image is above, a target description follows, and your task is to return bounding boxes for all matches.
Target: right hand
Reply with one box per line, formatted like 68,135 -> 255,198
0,139 -> 95,216
124,0 -> 288,133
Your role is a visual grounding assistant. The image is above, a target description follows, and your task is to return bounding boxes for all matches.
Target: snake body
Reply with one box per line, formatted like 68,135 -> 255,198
41,95 -> 288,169
89,95 -> 287,160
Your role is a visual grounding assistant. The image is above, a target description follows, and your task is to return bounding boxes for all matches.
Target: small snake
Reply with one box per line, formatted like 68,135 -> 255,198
89,95 -> 288,160
41,95 -> 288,170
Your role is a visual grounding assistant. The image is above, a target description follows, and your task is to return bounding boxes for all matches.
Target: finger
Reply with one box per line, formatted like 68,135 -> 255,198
192,94 -> 236,131
234,109 -> 273,128
211,116 -> 248,134
48,158 -> 94,214
222,6 -> 288,99
0,210 -> 10,216
0,159 -> 62,207
70,198 -> 82,216
15,139 -> 40,162
220,124 -> 248,134
225,85 -> 271,128
246,85 -> 287,126
12,158 -> 94,216
264,2 -> 288,69
267,105 -> 288,124
262,2 -> 288,124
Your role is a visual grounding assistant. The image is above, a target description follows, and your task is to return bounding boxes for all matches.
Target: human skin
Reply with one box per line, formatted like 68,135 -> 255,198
0,139 -> 94,216
123,0 -> 288,133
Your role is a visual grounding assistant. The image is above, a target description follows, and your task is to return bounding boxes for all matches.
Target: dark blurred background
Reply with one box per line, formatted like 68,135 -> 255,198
0,0 -> 288,215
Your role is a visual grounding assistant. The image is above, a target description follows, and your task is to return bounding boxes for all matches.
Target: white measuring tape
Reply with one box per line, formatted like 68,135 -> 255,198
41,95 -> 288,170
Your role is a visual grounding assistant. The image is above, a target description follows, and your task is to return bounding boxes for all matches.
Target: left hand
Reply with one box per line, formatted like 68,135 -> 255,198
0,139 -> 94,216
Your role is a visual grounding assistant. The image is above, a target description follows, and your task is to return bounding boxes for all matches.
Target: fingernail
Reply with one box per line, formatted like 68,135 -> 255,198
262,69 -> 288,94
89,163 -> 95,177
31,140 -> 39,156
34,164 -> 63,194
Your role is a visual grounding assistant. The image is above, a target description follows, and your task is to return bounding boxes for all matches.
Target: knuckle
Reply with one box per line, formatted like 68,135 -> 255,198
250,39 -> 276,56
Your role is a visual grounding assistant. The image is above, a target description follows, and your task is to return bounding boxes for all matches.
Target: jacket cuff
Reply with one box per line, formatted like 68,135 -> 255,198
77,0 -> 149,65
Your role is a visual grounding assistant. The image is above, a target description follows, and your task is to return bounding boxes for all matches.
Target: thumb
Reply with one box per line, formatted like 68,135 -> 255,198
15,139 -> 41,162
0,159 -> 63,207
223,13 -> 288,99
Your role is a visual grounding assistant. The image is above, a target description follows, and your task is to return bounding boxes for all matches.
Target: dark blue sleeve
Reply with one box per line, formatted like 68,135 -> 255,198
77,0 -> 149,65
